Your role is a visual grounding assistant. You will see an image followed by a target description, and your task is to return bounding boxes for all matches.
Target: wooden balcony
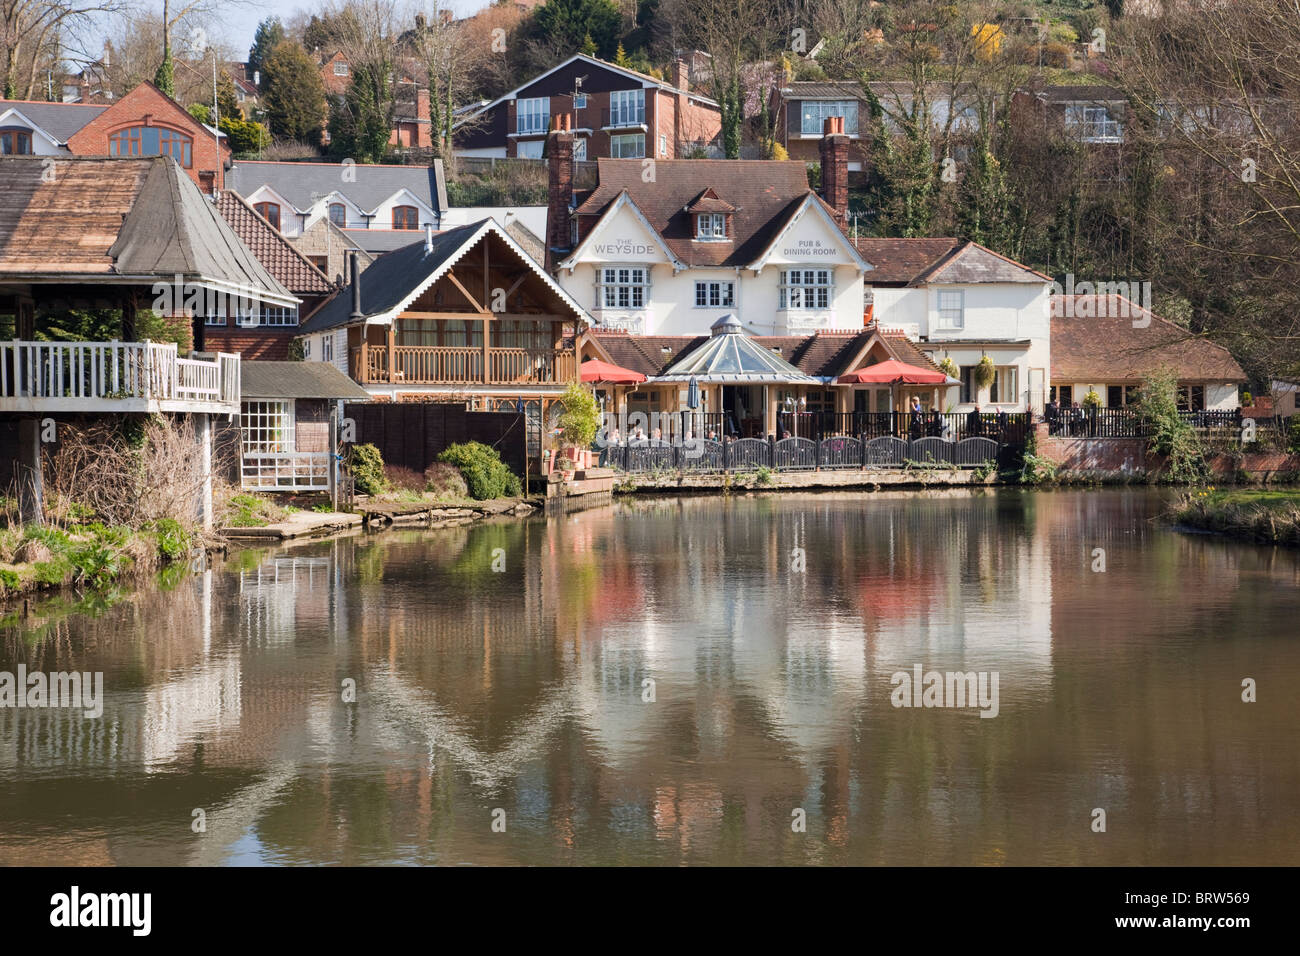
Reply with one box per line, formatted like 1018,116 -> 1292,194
0,340 -> 240,414
352,345 -> 577,387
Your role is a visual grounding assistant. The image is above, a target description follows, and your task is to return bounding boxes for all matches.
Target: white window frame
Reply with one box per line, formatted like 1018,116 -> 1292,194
659,133 -> 668,157
1066,103 -> 1122,142
322,333 -> 334,363
303,339 -> 311,360
600,267 -> 648,310
801,100 -> 859,136
517,96 -> 549,135
572,137 -> 587,161
779,269 -> 832,310
990,366 -> 1019,404
241,400 -> 295,454
609,89 -> 646,128
573,93 -> 587,109
610,133 -> 644,158
694,280 -> 735,308
936,290 -> 964,330
334,61 -> 349,77
696,213 -> 726,240
516,139 -> 544,159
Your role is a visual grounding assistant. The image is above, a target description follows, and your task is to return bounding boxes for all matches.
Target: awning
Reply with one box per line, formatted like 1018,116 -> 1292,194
836,359 -> 954,385
580,358 -> 647,385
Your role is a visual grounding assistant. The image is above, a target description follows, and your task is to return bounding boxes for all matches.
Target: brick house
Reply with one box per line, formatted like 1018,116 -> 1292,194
64,81 -> 231,192
454,53 -> 721,161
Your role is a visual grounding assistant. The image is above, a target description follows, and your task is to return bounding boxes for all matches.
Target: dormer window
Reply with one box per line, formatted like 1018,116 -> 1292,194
253,202 -> 281,230
0,129 -> 33,154
696,213 -> 727,240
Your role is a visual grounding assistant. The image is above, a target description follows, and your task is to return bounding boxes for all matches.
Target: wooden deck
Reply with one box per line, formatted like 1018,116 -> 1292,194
0,340 -> 240,414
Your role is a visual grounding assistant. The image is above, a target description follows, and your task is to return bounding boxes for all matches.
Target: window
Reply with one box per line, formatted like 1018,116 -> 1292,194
573,93 -> 587,109
109,125 -> 193,167
303,339 -> 311,360
694,281 -> 735,308
241,401 -> 294,453
328,203 -> 346,226
516,139 -> 544,159
961,365 -> 977,403
990,366 -> 1019,404
1176,384 -> 1205,412
308,255 -> 329,272
936,290 -> 964,330
392,205 -> 418,229
696,213 -> 727,240
258,306 -> 298,327
800,100 -> 859,136
205,313 -> 227,326
321,334 -> 334,363
659,133 -> 668,157
610,133 -> 644,158
779,269 -> 831,310
254,202 -> 281,230
517,96 -> 549,134
572,137 -> 587,161
334,61 -> 350,76
0,129 -> 33,155
1066,104 -> 1122,142
609,89 -> 646,127
600,267 -> 648,309
1050,385 -> 1074,405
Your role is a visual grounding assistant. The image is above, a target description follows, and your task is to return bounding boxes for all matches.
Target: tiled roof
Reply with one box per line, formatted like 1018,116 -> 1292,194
0,99 -> 106,142
341,228 -> 429,253
854,237 -> 1047,285
227,159 -> 447,213
215,191 -> 332,295
574,159 -> 820,267
1034,85 -> 1126,103
241,360 -> 371,400
1051,295 -> 1246,382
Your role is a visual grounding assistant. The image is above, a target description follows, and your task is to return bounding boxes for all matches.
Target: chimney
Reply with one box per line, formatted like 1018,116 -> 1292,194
349,250 -> 363,320
819,115 -> 849,225
546,113 -> 576,272
672,59 -> 689,92
424,222 -> 434,252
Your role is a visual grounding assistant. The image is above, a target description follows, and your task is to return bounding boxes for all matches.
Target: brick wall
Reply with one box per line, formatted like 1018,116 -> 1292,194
65,81 -> 231,191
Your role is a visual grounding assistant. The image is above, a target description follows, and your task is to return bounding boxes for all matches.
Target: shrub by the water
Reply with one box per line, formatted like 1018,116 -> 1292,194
424,462 -> 469,499
350,444 -> 388,495
437,442 -> 521,500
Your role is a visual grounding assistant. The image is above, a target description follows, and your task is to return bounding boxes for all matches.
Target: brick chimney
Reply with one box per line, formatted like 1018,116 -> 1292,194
672,59 -> 689,92
819,115 -> 849,225
546,113 -> 575,272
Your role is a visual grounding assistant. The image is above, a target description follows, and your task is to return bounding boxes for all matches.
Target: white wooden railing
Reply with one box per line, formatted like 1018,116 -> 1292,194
0,340 -> 239,411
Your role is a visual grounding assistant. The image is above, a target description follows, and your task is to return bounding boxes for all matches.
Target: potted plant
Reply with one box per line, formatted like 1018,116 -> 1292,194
557,381 -> 601,471
974,355 -> 995,391
937,356 -> 959,380
1083,389 -> 1102,410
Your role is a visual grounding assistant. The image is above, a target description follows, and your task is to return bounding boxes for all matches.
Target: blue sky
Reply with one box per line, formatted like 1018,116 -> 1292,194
217,0 -> 490,57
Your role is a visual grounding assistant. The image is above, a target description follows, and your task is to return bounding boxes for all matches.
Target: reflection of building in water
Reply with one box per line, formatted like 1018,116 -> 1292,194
141,658 -> 243,770
238,556 -> 340,646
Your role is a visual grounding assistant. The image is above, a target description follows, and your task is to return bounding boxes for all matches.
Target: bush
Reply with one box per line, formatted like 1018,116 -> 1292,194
1289,417 -> 1300,454
1135,369 -> 1208,483
557,382 -> 600,449
424,462 -> 469,499
384,465 -> 426,492
437,441 -> 522,500
350,444 -> 387,495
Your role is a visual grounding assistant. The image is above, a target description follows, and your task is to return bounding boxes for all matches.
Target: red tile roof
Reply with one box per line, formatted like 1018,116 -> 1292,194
1051,295 -> 1246,383
215,191 -> 332,295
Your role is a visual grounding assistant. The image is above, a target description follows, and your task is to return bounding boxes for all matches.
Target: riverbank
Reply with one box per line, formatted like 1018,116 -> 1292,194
0,519 -> 198,600
1170,489 -> 1300,545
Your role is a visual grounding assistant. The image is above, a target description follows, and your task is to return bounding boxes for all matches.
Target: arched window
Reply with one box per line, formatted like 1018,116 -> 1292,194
254,202 -> 281,230
0,129 -> 33,155
392,205 -> 418,230
108,125 -> 193,167
328,203 -> 346,226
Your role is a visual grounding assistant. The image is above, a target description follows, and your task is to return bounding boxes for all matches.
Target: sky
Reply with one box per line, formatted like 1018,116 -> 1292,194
220,0 -> 490,55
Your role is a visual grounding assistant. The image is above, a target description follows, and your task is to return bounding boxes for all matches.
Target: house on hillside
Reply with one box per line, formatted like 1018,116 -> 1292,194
226,159 -> 447,254
0,82 -> 231,191
294,218 -> 590,457
1050,295 -> 1246,412
209,191 -> 336,359
454,53 -> 721,161
0,155 -> 293,524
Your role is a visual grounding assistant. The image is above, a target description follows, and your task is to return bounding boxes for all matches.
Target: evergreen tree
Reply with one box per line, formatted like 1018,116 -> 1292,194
154,53 -> 175,97
535,0 -> 621,59
262,40 -> 327,145
248,17 -> 286,85
328,63 -> 392,163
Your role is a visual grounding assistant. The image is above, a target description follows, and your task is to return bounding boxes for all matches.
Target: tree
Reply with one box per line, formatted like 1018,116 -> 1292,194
328,62 -> 390,162
1,0 -> 123,100
216,69 -> 240,120
247,16 -> 284,83
534,0 -> 621,59
261,39 -> 326,145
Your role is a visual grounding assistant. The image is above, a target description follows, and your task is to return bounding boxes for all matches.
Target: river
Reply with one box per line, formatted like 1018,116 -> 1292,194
1,488 -> 1297,865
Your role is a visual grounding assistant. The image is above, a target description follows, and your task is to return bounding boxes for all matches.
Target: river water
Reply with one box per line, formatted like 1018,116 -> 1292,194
0,488 -> 1297,865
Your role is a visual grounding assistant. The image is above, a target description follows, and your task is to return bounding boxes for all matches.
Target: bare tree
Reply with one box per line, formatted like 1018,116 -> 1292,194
1,0 -> 122,99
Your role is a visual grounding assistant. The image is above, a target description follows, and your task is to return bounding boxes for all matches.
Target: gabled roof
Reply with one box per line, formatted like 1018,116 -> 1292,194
854,237 -> 1048,285
215,191 -> 332,295
227,159 -> 448,215
563,189 -> 686,270
0,100 -> 106,143
686,188 -> 735,214
571,159 -> 831,268
457,53 -> 718,125
746,192 -> 871,272
655,314 -> 821,383
1051,295 -> 1246,383
0,155 -> 294,305
298,218 -> 588,334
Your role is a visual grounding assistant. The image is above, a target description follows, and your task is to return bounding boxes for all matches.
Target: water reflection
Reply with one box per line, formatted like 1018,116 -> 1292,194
1,489 -> 1298,865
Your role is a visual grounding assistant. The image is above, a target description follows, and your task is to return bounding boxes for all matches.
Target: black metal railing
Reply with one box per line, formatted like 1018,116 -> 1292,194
778,410 -> 1030,444
1045,407 -> 1248,439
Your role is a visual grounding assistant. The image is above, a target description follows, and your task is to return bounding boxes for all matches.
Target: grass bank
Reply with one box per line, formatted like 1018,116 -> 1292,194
1169,489 -> 1300,546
